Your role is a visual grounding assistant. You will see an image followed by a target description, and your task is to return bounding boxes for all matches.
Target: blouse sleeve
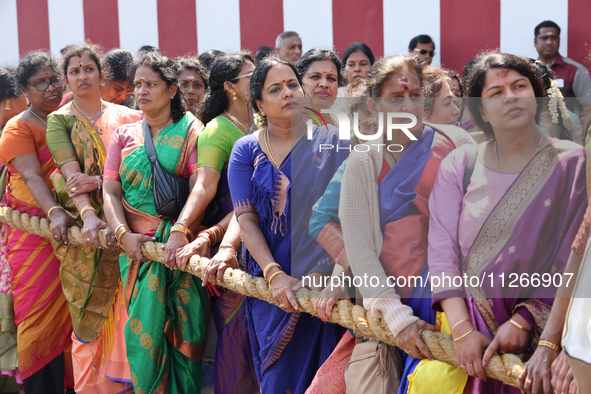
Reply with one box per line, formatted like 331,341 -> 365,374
46,113 -> 77,168
103,126 -> 126,182
228,137 -> 256,217
197,119 -> 233,173
0,120 -> 37,168
308,159 -> 346,240
428,147 -> 469,303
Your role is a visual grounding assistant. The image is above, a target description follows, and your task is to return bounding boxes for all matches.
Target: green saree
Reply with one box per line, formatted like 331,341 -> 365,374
112,113 -> 209,393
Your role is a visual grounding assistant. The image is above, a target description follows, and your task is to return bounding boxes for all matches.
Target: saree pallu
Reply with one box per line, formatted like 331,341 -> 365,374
379,127 -> 469,394
4,189 -> 73,384
118,115 -> 208,393
456,141 -> 587,393
229,126 -> 350,394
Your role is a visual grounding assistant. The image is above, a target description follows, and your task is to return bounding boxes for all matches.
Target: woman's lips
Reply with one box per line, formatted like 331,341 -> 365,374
506,106 -> 524,117
315,91 -> 330,98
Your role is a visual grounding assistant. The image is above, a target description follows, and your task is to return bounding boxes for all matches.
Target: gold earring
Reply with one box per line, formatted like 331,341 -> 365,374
233,92 -> 237,101
5,99 -> 11,111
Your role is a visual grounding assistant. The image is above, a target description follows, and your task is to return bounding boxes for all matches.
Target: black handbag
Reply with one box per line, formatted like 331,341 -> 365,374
143,120 -> 190,219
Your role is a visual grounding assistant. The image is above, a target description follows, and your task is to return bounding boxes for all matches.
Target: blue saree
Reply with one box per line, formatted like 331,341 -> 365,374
228,125 -> 349,393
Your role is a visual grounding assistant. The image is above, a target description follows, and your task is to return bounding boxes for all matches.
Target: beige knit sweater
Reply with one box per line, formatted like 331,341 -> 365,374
339,125 -> 474,338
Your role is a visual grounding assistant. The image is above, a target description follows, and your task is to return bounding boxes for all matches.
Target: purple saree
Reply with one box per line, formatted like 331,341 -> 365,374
430,140 -> 587,393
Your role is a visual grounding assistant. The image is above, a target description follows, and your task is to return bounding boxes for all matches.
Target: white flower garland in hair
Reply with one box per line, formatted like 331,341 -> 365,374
253,112 -> 267,128
546,80 -> 569,125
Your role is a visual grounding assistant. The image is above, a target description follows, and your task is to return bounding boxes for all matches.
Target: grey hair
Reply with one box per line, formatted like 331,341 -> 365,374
275,31 -> 299,49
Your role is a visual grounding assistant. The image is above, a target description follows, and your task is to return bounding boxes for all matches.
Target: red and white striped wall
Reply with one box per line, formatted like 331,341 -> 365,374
2,0 -> 591,75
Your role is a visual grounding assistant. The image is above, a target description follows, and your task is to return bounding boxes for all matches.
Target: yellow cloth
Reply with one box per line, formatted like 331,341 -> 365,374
407,313 -> 467,394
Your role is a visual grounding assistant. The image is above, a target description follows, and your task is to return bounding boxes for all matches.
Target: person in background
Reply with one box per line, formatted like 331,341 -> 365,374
275,31 -> 303,63
296,48 -> 342,121
341,42 -> 375,96
46,43 -> 141,393
177,57 -> 208,116
199,50 -> 225,72
0,51 -> 74,394
408,35 -> 436,65
422,66 -> 461,126
534,20 -> 591,121
0,68 -> 28,130
444,69 -> 463,97
137,45 -> 161,58
100,48 -> 135,106
254,46 -> 274,64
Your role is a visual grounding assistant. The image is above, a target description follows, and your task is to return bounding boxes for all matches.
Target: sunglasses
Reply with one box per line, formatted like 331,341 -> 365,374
413,48 -> 435,57
28,79 -> 63,91
233,72 -> 253,80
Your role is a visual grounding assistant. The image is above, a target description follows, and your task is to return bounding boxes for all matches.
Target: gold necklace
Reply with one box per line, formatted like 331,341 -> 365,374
29,108 -> 47,126
73,100 -> 105,133
264,128 -> 279,168
224,111 -> 249,135
495,132 -> 543,172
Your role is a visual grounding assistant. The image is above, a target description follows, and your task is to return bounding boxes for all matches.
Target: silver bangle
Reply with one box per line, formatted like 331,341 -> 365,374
96,175 -> 101,190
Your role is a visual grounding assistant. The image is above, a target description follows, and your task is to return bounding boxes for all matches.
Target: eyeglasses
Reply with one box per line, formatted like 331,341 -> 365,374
28,79 -> 63,91
413,48 -> 435,57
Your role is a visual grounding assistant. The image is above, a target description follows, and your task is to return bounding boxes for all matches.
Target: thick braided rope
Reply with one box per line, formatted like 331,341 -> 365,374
0,206 -> 524,387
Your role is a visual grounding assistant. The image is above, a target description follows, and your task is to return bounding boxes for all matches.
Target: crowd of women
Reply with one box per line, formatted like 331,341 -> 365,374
0,39 -> 589,394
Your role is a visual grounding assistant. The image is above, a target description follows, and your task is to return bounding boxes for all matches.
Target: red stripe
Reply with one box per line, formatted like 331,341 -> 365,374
332,0 -> 383,59
440,0 -> 500,74
17,0 -> 50,57
157,0 -> 197,58
568,0 -> 591,71
239,0 -> 283,55
83,0 -> 120,51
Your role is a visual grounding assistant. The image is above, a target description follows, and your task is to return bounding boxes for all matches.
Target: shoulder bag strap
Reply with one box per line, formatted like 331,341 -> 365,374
142,119 -> 158,164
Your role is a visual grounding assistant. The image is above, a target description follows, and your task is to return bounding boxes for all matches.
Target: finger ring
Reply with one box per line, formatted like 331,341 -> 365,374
71,187 -> 76,193
525,378 -> 532,385
466,364 -> 473,368
54,235 -> 58,238
86,238 -> 90,241
460,365 -> 466,368
279,303 -> 284,308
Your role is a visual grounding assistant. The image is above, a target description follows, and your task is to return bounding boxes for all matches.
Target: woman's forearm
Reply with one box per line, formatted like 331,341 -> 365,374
440,297 -> 472,332
102,181 -> 128,232
219,213 -> 241,249
177,167 -> 219,229
238,214 -> 277,271
61,161 -> 93,212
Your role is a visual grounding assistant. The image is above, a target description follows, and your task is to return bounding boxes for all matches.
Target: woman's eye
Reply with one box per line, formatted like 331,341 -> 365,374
288,82 -> 299,88
148,83 -> 155,87
270,87 -> 280,93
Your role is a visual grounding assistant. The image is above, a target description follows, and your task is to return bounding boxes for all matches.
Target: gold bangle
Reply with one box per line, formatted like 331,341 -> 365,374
538,340 -> 560,351
267,270 -> 283,285
47,205 -> 63,219
117,228 -> 131,247
453,328 -> 475,342
170,224 -> 190,238
116,225 -> 130,240
175,222 -> 193,238
509,318 -> 529,332
80,205 -> 97,219
263,262 -> 282,280
114,224 -> 127,236
451,318 -> 471,333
